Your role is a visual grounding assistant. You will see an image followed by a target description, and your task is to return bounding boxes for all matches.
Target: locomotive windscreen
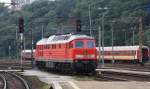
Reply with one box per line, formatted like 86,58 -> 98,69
87,41 -> 95,48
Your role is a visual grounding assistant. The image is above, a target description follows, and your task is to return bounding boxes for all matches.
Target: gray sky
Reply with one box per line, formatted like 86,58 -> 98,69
0,0 -> 11,3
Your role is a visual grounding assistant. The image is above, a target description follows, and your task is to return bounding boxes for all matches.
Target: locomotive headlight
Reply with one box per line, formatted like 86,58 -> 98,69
87,54 -> 95,58
75,55 -> 84,58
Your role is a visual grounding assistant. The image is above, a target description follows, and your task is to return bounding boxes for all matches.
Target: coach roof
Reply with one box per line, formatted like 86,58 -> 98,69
96,45 -> 149,51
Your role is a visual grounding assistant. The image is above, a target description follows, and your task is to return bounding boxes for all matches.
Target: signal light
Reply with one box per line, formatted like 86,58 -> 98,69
18,17 -> 24,33
76,20 -> 81,32
143,16 -> 150,26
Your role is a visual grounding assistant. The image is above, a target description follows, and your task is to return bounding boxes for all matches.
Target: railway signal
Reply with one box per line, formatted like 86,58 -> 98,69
18,17 -> 24,71
76,20 -> 82,32
18,17 -> 24,33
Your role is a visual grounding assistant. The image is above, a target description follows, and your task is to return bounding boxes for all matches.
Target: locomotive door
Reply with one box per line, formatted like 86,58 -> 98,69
142,48 -> 149,63
65,43 -> 71,60
65,44 -> 68,60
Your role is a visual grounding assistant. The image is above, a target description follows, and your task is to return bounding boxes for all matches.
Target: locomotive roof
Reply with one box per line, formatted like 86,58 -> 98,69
36,38 -> 48,45
21,49 -> 35,53
96,45 -> 149,51
37,34 -> 94,45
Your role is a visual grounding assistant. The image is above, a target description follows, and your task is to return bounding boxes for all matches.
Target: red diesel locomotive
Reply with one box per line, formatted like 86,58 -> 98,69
35,33 -> 97,73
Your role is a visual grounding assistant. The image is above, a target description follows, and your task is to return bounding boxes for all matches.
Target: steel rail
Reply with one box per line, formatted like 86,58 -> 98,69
6,72 -> 30,89
0,74 -> 7,89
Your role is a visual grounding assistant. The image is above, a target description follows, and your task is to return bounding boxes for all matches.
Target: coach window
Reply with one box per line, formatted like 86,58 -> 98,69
128,51 -> 131,55
130,51 -> 133,54
118,51 -> 120,55
116,52 -> 118,55
132,51 -> 135,54
120,51 -> 122,55
127,51 -> 130,55
124,51 -> 127,55
76,41 -> 84,48
108,52 -> 110,55
87,41 -> 94,48
105,52 -> 108,55
131,51 -> 133,54
112,51 -> 114,55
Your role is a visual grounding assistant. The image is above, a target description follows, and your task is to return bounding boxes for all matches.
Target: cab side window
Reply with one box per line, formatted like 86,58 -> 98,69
87,41 -> 94,48
76,41 -> 84,48
69,44 -> 73,48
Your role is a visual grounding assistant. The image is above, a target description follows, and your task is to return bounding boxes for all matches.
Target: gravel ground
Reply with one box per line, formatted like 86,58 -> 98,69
0,79 -> 3,89
23,76 -> 49,89
99,63 -> 150,72
21,69 -> 77,89
74,74 -> 150,89
21,69 -> 150,89
75,81 -> 150,89
22,69 -> 74,83
4,73 -> 26,89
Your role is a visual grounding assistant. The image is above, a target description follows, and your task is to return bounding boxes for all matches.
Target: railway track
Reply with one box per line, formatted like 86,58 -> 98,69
0,65 -> 32,70
0,60 -> 32,70
0,74 -> 6,89
101,67 -> 150,72
97,71 -> 150,82
96,66 -> 150,82
0,72 -> 30,89
99,63 -> 150,72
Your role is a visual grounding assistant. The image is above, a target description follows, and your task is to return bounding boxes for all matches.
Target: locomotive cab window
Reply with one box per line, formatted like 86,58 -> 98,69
87,41 -> 94,48
76,41 -> 84,48
69,43 -> 73,48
